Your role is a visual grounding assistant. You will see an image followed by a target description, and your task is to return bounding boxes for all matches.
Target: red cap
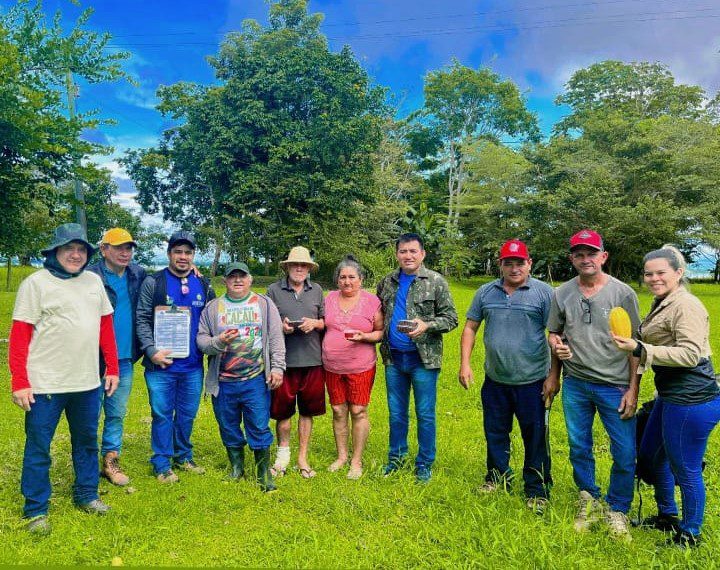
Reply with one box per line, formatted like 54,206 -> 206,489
570,229 -> 603,251
499,239 -> 529,260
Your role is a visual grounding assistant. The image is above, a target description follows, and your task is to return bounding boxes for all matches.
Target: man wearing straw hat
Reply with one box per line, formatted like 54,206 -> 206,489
266,246 -> 326,478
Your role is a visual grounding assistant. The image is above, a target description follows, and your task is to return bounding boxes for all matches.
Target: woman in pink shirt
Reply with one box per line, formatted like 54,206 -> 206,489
323,255 -> 383,480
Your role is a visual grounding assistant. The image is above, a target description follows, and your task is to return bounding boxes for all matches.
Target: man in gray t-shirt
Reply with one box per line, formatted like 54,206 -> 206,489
547,229 -> 640,540
459,240 -> 555,513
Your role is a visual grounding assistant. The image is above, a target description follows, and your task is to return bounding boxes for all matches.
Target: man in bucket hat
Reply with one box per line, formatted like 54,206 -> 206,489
8,223 -> 119,535
547,229 -> 641,540
135,230 -> 215,483
198,262 -> 285,491
459,240 -> 555,514
87,228 -> 147,486
266,246 -> 326,478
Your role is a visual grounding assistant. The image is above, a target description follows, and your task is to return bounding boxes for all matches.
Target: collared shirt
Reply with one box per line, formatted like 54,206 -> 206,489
467,277 -> 553,385
266,277 -> 324,368
102,263 -> 132,360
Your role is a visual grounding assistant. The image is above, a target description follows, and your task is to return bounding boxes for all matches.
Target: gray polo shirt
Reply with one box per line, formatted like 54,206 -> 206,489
547,275 -> 640,386
467,277 -> 553,385
266,278 -> 324,368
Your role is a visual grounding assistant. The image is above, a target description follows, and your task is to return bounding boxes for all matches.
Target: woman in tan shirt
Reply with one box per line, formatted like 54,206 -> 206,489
613,245 -> 720,548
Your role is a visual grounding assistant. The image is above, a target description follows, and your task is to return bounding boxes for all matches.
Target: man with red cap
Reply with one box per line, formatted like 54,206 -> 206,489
547,229 -> 641,540
459,239 -> 555,513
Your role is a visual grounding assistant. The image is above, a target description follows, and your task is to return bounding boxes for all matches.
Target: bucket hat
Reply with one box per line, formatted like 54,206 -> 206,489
41,223 -> 96,256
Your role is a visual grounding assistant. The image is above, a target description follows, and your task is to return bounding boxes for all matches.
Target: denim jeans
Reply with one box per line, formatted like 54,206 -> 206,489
562,376 -> 636,513
212,374 -> 273,450
22,386 -> 103,518
100,358 -> 133,456
145,367 -> 203,474
385,350 -> 440,468
639,395 -> 720,536
481,377 -> 552,499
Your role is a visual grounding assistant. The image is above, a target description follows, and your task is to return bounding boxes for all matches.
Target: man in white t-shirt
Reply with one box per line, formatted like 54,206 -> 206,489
8,223 -> 120,536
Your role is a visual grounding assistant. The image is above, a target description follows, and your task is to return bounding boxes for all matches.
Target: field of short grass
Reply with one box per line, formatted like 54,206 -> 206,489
1,279 -> 719,567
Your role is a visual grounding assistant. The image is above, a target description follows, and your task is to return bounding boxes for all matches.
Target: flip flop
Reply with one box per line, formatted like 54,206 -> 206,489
298,467 -> 317,479
270,465 -> 287,477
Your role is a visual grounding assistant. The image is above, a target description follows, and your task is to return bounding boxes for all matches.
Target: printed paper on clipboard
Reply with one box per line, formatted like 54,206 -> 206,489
154,305 -> 191,359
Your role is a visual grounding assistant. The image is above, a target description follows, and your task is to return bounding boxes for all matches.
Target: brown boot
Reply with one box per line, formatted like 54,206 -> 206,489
102,451 -> 130,486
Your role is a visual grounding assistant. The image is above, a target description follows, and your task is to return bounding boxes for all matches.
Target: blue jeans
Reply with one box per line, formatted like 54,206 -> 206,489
212,374 -> 273,450
22,386 -> 103,518
482,377 -> 552,499
145,367 -> 203,474
385,350 -> 439,468
100,358 -> 133,455
562,376 -> 636,513
639,395 -> 720,536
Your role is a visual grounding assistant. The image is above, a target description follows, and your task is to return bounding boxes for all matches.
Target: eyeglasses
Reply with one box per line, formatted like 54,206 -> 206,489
580,298 -> 591,324
181,277 -> 189,296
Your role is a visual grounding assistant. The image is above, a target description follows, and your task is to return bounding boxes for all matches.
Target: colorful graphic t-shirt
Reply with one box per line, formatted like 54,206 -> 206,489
218,293 -> 264,381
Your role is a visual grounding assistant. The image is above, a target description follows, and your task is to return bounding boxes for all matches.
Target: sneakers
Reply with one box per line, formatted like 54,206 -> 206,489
526,497 -> 549,515
101,451 -> 130,486
574,490 -> 601,532
415,465 -> 432,483
26,515 -> 51,536
641,513 -> 681,533
668,530 -> 701,548
174,460 -> 205,474
605,510 -> 632,542
157,469 -> 180,484
77,499 -> 111,515
478,481 -> 500,494
382,458 -> 405,477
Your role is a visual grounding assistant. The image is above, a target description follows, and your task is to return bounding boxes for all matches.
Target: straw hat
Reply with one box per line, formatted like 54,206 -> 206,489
279,246 -> 319,272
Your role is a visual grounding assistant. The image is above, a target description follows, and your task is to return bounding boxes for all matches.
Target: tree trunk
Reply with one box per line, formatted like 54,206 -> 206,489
5,257 -> 10,291
210,241 -> 222,278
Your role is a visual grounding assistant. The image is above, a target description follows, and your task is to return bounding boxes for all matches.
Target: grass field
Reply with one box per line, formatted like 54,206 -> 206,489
1,279 -> 720,567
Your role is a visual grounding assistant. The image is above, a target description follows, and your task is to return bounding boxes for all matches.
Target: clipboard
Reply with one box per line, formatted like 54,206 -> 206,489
154,305 -> 191,358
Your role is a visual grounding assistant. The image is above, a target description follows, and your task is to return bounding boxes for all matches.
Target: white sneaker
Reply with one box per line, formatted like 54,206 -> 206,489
574,490 -> 600,532
605,510 -> 632,542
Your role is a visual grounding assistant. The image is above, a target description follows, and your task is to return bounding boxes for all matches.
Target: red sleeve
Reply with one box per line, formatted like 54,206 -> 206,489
100,314 -> 119,376
9,320 -> 34,392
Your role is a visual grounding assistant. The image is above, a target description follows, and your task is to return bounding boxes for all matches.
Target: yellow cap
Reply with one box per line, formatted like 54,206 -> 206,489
101,228 -> 137,247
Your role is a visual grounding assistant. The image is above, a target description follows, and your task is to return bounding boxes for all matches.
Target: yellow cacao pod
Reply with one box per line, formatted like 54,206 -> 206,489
608,307 -> 632,337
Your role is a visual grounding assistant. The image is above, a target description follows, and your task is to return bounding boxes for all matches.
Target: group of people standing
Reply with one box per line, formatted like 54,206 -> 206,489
8,224 -> 719,550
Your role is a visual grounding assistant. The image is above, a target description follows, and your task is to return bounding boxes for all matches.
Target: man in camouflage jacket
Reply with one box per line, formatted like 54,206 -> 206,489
376,233 -> 458,483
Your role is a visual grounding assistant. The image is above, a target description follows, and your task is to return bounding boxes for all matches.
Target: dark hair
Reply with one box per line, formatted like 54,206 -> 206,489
395,232 -> 424,251
643,244 -> 688,284
333,254 -> 365,285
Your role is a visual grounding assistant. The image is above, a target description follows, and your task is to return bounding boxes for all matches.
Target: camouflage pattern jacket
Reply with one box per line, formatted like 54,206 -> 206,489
376,266 -> 458,369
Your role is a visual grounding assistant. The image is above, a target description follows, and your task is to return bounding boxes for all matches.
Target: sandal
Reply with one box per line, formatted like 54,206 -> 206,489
327,459 -> 347,473
347,466 -> 363,480
270,464 -> 287,477
298,467 -> 317,479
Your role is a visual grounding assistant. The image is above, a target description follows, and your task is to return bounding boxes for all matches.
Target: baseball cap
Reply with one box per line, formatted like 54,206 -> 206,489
499,239 -> 530,260
224,262 -> 250,277
101,228 -> 137,247
570,229 -> 603,251
167,230 -> 196,251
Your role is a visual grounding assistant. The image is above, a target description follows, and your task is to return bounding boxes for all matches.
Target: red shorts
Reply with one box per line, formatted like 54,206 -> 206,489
325,366 -> 376,407
270,366 -> 326,420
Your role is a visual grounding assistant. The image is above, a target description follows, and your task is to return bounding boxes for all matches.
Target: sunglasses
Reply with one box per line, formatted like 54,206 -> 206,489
580,298 -> 591,324
181,277 -> 189,296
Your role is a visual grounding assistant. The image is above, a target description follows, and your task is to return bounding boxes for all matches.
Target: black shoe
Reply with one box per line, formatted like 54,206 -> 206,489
226,446 -> 245,480
254,448 -> 277,493
668,530 -> 701,548
641,513 -> 681,532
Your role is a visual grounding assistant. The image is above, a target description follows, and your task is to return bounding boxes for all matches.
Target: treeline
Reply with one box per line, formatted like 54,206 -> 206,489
3,0 -> 720,284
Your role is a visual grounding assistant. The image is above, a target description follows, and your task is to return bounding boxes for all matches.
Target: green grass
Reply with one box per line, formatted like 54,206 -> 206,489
1,281 -> 720,567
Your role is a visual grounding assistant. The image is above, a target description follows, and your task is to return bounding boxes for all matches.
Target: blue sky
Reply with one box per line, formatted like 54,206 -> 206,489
2,0 -> 719,210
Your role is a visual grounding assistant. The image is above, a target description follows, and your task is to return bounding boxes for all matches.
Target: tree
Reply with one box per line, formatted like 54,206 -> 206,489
410,61 -> 539,235
124,0 -> 386,275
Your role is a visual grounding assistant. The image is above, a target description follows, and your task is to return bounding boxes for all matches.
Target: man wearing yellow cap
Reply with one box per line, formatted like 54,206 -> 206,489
87,228 -> 147,486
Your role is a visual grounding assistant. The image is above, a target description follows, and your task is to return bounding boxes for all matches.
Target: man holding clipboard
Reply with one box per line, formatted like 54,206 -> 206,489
136,231 -> 215,483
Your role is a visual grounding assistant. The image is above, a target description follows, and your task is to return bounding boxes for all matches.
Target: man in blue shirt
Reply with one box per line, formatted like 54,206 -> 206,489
136,231 -> 215,483
87,228 -> 147,486
459,240 -> 556,513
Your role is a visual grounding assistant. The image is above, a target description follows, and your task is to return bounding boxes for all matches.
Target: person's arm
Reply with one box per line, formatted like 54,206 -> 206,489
266,298 -> 286,389
459,320 -> 480,390
617,355 -> 641,419
351,309 -> 384,343
409,277 -> 458,338
135,275 -> 173,368
99,314 -> 120,396
9,320 -> 35,410
197,302 -> 231,356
